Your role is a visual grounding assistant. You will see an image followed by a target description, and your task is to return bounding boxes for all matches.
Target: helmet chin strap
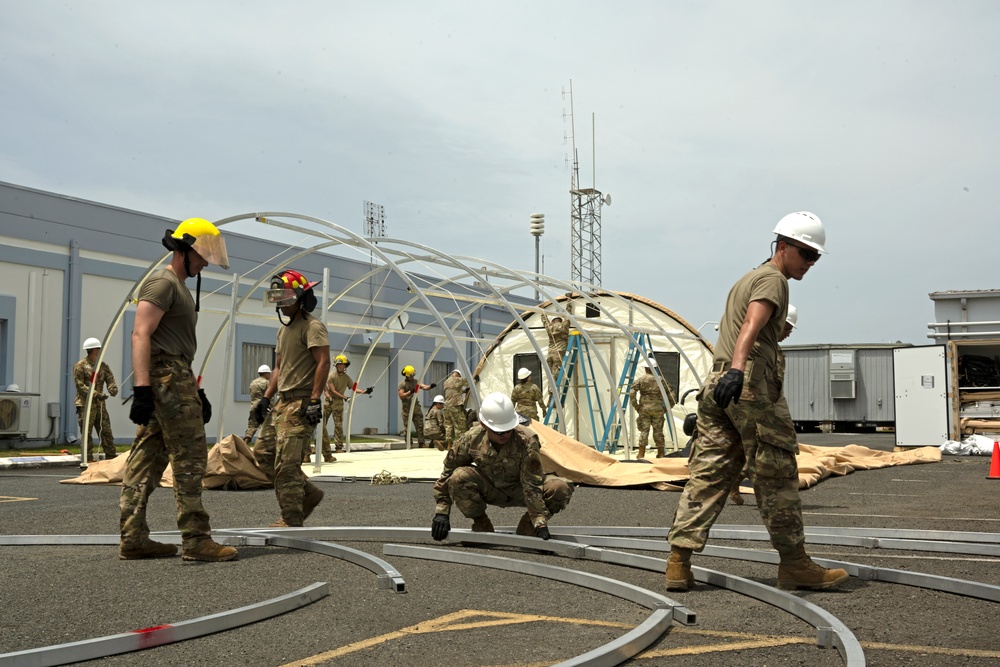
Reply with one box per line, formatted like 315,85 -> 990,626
276,304 -> 301,327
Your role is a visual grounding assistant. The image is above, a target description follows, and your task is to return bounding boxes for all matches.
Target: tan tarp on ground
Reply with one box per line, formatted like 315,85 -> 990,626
532,420 -> 942,491
60,434 -> 271,489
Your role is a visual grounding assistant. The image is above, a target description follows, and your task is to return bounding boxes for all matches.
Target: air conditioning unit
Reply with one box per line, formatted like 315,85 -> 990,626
0,393 -> 34,436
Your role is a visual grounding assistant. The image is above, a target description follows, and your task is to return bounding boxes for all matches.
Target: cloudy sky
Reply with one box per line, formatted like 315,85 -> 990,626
2,1 -> 997,345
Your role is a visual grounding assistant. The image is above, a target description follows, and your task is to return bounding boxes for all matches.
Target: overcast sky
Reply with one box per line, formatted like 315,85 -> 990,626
2,1 -> 997,346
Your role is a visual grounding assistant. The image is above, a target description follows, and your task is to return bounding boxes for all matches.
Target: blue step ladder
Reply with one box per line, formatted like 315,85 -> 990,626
544,331 -> 606,441
598,333 -> 653,453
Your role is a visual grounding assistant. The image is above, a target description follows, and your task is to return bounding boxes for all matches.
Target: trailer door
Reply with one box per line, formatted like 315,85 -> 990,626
893,345 -> 948,447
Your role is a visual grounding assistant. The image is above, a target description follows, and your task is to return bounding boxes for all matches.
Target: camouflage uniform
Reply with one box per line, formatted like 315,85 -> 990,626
252,312 -> 328,526
398,376 -> 426,447
510,380 -> 545,421
119,267 -> 217,553
424,405 -> 448,450
73,357 -> 118,458
244,375 -> 269,442
541,314 -> 570,381
629,372 -> 676,458
322,370 -> 352,454
442,373 -> 469,443
433,422 -> 574,529
668,262 -> 805,556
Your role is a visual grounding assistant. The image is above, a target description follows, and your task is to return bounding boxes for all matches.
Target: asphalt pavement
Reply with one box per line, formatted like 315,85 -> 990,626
2,433 -> 999,666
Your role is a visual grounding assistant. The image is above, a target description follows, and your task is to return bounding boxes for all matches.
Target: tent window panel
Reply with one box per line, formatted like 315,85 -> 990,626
242,343 -> 275,391
650,351 -> 680,400
513,353 -> 543,388
585,303 -> 601,318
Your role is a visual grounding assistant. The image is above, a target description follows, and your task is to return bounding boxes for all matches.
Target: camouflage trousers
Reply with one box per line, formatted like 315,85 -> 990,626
546,352 -> 564,381
321,398 -> 345,454
253,396 -> 321,526
401,399 -> 425,446
77,399 -> 116,457
244,403 -> 262,443
446,466 -> 575,521
443,406 -> 467,443
668,368 -> 802,556
119,358 -> 212,551
636,410 -> 666,457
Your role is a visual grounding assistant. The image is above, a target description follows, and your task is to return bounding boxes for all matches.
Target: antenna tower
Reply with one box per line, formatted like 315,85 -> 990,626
563,80 -> 609,288
363,201 -> 386,324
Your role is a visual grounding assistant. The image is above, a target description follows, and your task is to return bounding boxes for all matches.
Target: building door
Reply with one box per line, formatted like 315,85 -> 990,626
893,345 -> 948,447
346,354 -> 390,435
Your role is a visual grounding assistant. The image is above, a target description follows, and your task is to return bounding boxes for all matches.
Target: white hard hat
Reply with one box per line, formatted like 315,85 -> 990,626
773,211 -> 826,254
639,357 -> 657,370
6,383 -> 20,392
258,365 -> 271,374
517,368 -> 531,380
83,337 -> 102,350
433,394 -> 445,404
478,392 -> 519,432
786,304 -> 798,328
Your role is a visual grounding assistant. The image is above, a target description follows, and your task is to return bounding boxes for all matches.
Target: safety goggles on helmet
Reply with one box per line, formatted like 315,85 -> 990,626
264,270 -> 320,308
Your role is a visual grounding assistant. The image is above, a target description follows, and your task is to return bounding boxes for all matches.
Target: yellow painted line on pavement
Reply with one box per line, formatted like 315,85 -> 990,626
282,609 -> 1000,665
0,495 -> 36,502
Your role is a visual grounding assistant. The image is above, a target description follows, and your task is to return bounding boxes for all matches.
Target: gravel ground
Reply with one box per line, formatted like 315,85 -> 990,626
2,433 -> 999,666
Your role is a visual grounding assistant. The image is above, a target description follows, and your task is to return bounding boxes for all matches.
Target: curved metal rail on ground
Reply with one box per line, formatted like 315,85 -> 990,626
384,543 -> 680,667
0,582 -> 328,667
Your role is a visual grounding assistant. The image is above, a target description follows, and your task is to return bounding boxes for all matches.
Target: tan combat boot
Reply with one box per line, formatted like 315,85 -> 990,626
776,545 -> 849,590
665,547 -> 695,591
182,539 -> 238,562
303,486 -> 325,521
637,446 -> 646,459
729,489 -> 745,506
119,539 -> 178,560
515,511 -> 535,536
471,514 -> 495,533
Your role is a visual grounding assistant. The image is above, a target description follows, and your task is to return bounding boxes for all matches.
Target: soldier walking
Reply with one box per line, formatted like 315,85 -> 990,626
629,358 -> 675,459
510,368 -> 545,421
666,212 -> 848,592
252,269 -> 328,527
120,217 -> 237,562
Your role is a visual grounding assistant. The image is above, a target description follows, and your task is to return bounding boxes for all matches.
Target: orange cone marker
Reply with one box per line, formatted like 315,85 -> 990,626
988,441 -> 1000,480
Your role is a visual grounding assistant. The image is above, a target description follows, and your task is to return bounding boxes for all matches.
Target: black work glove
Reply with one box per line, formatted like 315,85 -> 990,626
431,514 -> 451,541
713,368 -> 745,409
683,413 -> 698,437
252,396 -> 271,424
473,374 -> 480,382
365,387 -> 374,395
428,383 -> 437,389
303,399 -> 322,426
129,386 -> 155,426
535,526 -> 551,541
198,388 -> 212,424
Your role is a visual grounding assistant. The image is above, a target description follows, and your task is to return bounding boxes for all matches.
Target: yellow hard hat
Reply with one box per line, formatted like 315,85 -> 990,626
163,217 -> 229,269
402,365 -> 415,377
335,354 -> 350,367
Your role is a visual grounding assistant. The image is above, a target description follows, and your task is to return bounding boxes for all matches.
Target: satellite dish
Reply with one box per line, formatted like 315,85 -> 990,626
603,193 -> 612,206
387,312 -> 409,331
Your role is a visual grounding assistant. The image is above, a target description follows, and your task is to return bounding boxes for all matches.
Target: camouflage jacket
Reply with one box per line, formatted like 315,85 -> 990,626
629,372 -> 675,414
73,358 -> 118,406
248,376 -> 269,408
443,374 -> 469,409
433,423 -> 548,521
425,407 -> 447,438
510,381 -> 544,414
541,313 -> 570,353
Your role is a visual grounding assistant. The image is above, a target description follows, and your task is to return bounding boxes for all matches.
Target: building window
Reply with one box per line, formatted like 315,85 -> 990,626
242,342 -> 275,389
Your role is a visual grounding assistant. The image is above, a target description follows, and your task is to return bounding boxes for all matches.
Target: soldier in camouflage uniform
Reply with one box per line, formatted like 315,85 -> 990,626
730,305 -> 796,506
244,364 -> 271,443
510,368 -> 545,421
424,395 -> 448,451
629,358 -> 676,459
397,366 -> 435,448
666,212 -> 848,592
442,370 -> 470,446
430,392 -> 574,541
120,218 -> 237,562
252,269 -> 329,527
74,337 -> 118,459
541,313 -> 570,382
321,354 -> 373,460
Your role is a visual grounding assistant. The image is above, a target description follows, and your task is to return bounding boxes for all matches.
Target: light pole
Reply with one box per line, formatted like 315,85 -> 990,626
530,213 -> 544,302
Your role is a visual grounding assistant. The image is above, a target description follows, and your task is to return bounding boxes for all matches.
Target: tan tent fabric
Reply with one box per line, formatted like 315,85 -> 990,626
532,420 -> 942,491
60,434 -> 270,489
